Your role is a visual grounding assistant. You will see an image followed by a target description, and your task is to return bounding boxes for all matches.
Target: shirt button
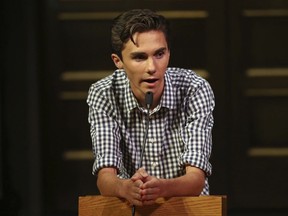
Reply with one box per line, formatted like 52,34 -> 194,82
151,162 -> 158,168
149,138 -> 155,144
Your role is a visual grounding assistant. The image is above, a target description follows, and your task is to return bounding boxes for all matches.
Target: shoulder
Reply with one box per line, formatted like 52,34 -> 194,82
90,69 -> 126,91
87,69 -> 127,108
166,67 -> 210,92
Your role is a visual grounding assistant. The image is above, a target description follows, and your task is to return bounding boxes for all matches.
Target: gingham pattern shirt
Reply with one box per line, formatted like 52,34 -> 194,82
87,67 -> 215,195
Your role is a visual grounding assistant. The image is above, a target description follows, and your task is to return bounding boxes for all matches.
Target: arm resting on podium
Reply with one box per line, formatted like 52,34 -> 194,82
79,195 -> 227,216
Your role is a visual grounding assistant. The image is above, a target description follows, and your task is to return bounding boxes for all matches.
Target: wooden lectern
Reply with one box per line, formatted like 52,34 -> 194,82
79,195 -> 227,216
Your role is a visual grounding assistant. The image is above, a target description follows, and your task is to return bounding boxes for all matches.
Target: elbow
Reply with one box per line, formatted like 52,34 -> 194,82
187,172 -> 206,196
193,180 -> 205,196
96,178 -> 108,196
194,175 -> 206,196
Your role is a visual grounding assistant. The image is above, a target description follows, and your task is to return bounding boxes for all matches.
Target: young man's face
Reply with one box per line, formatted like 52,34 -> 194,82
112,30 -> 170,107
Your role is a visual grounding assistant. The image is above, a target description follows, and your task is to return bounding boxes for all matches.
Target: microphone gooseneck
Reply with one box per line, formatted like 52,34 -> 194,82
145,91 -> 153,110
139,91 -> 153,168
132,91 -> 154,216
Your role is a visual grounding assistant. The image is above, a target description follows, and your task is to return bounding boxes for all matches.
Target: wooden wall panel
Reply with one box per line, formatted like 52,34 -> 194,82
169,18 -> 207,69
243,14 -> 288,67
248,99 -> 288,148
58,20 -> 114,70
228,0 -> 288,211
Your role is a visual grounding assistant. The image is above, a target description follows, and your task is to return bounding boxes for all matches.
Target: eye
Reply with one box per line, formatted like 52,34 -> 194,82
155,50 -> 165,59
132,54 -> 147,61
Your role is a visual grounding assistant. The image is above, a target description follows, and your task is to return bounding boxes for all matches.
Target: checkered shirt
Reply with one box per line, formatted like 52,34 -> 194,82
87,67 -> 215,195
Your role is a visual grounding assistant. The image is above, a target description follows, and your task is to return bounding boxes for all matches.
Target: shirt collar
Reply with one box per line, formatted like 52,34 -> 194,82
160,73 -> 177,110
124,78 -> 139,112
123,70 -> 177,113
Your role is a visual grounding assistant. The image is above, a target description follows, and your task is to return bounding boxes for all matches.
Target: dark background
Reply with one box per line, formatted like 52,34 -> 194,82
1,0 -> 288,215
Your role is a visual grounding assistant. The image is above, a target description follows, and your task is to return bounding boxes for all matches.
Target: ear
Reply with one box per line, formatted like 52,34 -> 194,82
111,54 -> 123,69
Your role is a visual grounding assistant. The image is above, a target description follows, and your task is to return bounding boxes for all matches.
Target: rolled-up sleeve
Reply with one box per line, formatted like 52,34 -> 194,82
179,79 -> 215,176
87,85 -> 122,175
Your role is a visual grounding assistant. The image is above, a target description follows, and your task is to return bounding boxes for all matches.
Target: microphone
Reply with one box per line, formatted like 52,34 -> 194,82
139,91 -> 153,168
145,91 -> 153,110
132,91 -> 153,216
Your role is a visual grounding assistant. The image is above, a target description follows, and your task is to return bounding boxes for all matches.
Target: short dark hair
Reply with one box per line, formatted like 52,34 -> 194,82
111,9 -> 170,58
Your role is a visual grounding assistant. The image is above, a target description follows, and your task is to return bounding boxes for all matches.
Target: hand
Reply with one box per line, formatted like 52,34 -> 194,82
97,168 -> 145,206
140,175 -> 162,205
131,167 -> 162,205
131,167 -> 149,182
121,178 -> 144,206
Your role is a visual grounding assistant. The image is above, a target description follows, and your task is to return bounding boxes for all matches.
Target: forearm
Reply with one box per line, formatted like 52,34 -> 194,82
97,168 -> 128,198
160,166 -> 205,197
97,168 -> 144,206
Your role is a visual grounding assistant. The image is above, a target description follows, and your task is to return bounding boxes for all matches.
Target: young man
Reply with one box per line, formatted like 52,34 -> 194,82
87,9 -> 215,206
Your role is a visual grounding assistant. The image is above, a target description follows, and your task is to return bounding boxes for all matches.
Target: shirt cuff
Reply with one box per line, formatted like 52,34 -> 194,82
178,151 -> 212,176
92,154 -> 122,176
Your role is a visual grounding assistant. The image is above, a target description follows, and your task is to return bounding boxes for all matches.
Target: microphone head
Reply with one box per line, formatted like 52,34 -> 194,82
145,91 -> 153,109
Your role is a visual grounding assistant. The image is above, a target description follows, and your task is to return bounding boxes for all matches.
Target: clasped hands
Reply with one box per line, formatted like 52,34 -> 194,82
127,167 -> 163,206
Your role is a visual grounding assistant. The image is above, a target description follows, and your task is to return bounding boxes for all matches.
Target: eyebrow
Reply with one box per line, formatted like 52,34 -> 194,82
130,47 -> 168,58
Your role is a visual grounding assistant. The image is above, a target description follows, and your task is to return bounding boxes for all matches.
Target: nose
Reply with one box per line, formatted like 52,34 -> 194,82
147,57 -> 156,74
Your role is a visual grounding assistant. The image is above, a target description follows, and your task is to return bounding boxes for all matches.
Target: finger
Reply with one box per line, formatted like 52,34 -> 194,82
132,200 -> 143,206
133,179 -> 143,189
133,191 -> 142,200
129,197 -> 143,207
131,173 -> 142,181
134,167 -> 148,179
142,180 -> 156,189
141,187 -> 160,202
141,193 -> 158,201
131,168 -> 148,181
142,199 -> 156,206
130,192 -> 143,206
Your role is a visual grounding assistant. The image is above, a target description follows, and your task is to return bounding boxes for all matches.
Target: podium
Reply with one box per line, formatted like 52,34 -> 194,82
79,195 -> 227,216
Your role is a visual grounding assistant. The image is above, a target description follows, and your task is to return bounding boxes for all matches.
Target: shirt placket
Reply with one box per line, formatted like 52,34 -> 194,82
145,115 -> 163,177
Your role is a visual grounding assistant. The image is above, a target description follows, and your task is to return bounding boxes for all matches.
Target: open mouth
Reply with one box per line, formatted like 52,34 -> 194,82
144,79 -> 158,83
